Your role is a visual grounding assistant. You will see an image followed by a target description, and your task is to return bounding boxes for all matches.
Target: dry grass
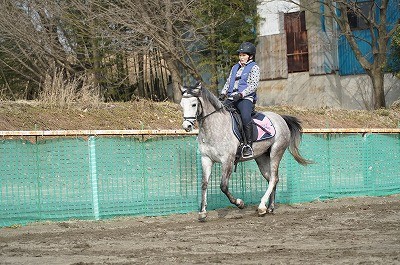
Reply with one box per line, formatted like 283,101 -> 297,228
1,76 -> 399,131
0,99 -> 399,131
39,69 -> 103,109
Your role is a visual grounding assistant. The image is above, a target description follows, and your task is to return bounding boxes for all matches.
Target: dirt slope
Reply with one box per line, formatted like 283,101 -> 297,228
0,100 -> 399,130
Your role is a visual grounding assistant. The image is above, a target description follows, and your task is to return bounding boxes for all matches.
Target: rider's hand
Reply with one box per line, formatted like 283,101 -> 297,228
232,93 -> 242,102
218,93 -> 227,101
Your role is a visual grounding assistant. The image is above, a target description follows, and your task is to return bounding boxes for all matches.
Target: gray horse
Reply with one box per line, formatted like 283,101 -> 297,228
180,83 -> 311,221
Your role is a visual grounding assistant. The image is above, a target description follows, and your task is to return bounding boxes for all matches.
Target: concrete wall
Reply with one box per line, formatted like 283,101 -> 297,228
257,73 -> 400,109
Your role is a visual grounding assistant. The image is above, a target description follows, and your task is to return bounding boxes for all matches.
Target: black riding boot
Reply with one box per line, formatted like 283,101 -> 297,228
242,124 -> 254,158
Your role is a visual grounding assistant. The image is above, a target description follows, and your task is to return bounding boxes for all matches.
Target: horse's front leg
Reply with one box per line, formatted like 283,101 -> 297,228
267,186 -> 277,213
220,161 -> 245,209
199,156 -> 213,222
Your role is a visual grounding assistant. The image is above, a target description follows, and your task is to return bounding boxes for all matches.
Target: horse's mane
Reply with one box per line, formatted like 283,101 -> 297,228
201,85 -> 224,111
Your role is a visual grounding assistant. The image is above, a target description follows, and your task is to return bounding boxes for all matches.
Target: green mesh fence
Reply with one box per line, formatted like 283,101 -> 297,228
1,133 -> 399,227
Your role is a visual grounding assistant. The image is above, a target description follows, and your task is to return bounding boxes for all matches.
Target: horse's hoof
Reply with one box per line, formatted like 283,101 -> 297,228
236,199 -> 245,209
267,208 -> 274,214
258,207 -> 267,217
198,212 -> 207,222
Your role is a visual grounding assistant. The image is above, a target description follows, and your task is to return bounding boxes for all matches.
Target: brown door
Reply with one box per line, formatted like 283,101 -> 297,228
284,11 -> 309,73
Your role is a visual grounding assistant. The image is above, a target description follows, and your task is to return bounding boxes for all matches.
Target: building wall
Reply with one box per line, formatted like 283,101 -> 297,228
257,73 -> 400,109
258,0 -> 299,36
257,34 -> 288,80
256,0 -> 400,109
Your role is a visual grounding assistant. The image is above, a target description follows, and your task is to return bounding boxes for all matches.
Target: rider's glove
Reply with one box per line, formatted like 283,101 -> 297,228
232,93 -> 243,102
218,93 -> 227,101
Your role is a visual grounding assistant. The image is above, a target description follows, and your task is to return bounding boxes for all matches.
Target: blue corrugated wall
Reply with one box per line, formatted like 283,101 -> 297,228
338,0 -> 399,75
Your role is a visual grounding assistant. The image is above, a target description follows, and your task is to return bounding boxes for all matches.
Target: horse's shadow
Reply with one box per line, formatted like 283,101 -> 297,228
216,204 -> 280,219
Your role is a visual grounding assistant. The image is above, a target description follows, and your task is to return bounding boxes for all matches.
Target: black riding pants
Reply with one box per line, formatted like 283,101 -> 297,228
233,99 -> 253,127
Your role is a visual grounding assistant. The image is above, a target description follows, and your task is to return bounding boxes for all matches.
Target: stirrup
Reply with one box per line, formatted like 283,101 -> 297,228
241,144 -> 254,158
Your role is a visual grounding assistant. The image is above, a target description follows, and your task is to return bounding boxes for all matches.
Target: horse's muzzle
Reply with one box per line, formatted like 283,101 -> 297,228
182,120 -> 195,132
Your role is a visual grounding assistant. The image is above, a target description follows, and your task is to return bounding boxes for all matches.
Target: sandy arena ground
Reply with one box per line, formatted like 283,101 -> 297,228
1,194 -> 399,265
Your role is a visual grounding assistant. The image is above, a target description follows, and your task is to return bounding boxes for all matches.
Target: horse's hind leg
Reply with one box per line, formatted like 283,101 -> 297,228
255,154 -> 275,213
199,156 -> 213,221
256,149 -> 283,216
220,160 -> 245,209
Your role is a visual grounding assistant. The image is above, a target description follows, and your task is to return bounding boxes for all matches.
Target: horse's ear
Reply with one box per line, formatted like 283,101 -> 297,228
191,82 -> 202,95
180,85 -> 187,95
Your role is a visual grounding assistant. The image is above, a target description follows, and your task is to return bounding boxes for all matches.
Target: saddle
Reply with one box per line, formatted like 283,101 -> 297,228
228,108 -> 276,143
226,106 -> 276,171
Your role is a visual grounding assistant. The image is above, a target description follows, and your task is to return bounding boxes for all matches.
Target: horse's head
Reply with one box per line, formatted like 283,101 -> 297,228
180,83 -> 202,132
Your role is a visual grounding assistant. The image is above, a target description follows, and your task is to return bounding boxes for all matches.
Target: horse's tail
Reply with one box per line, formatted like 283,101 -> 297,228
282,115 -> 313,166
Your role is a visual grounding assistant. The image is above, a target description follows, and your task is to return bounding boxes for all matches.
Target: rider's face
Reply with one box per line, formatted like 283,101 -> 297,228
239,53 -> 250,64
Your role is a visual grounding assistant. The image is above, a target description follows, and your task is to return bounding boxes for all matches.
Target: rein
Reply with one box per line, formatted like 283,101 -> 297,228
193,97 -> 233,123
197,100 -> 225,122
182,90 -> 233,125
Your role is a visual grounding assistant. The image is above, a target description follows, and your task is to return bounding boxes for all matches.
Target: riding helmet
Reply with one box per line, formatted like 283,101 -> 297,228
237,42 -> 256,55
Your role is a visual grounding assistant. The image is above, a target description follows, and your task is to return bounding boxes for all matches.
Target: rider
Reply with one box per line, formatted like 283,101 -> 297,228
219,42 -> 260,158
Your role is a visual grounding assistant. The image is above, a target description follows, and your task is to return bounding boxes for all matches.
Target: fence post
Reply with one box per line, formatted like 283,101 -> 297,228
326,133 -> 332,196
362,134 -> 374,195
35,136 -> 42,221
287,154 -> 299,203
88,136 -> 100,220
141,135 -> 148,212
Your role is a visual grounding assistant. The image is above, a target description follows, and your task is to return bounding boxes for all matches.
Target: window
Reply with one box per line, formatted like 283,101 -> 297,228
284,11 -> 309,73
347,0 -> 374,30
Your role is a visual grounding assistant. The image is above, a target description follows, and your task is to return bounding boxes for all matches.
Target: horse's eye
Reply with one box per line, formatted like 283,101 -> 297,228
192,103 -> 197,107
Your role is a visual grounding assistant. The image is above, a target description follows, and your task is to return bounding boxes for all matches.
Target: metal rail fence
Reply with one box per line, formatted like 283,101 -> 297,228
1,129 -> 399,227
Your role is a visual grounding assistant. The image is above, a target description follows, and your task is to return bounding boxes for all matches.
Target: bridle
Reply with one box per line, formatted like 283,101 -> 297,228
182,93 -> 225,126
182,94 -> 203,127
